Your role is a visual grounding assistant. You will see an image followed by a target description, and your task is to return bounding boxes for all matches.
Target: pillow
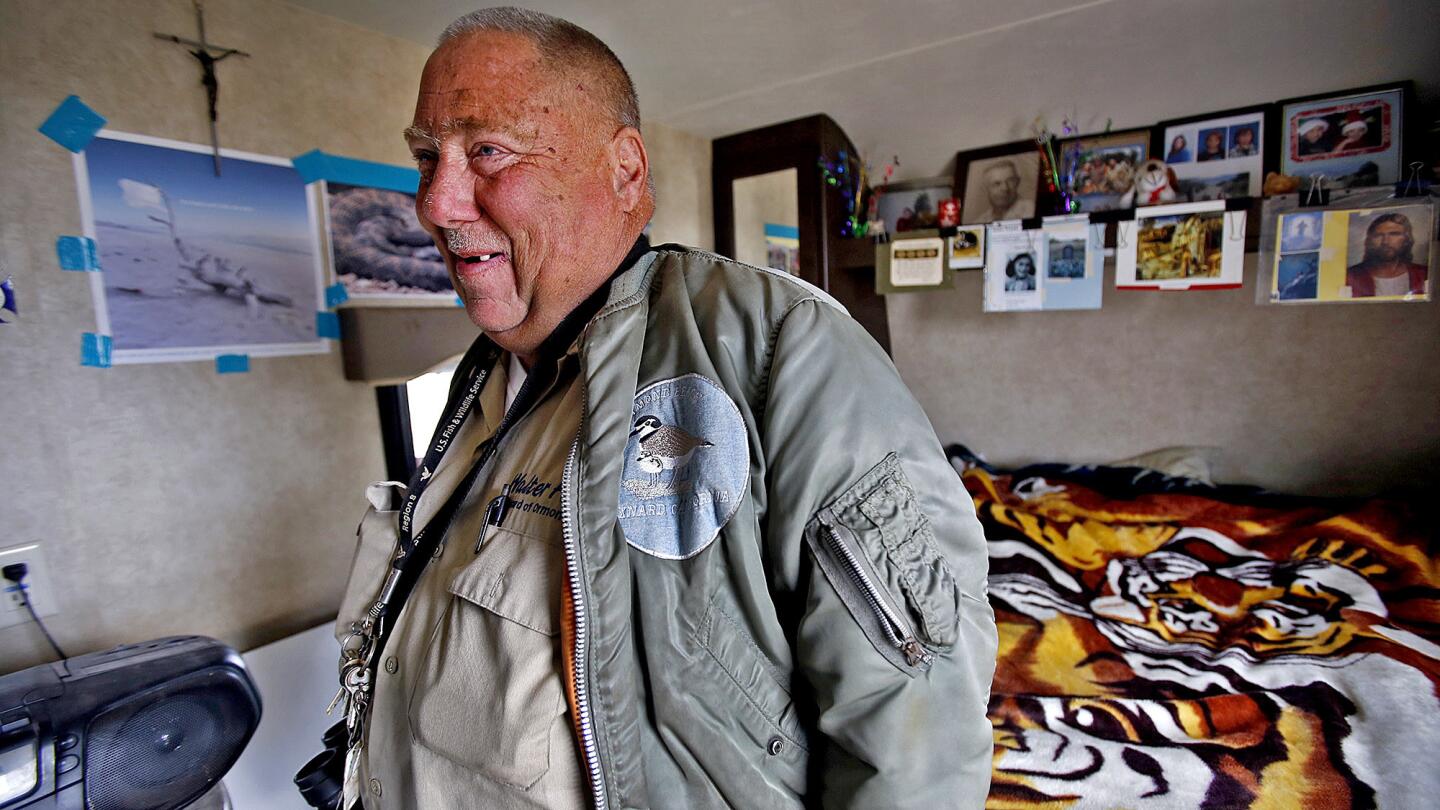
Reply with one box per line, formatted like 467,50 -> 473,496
1105,446 -> 1215,485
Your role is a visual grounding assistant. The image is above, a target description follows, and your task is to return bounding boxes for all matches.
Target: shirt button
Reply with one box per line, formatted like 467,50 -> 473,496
766,736 -> 784,756
369,778 -> 383,796
384,656 -> 399,674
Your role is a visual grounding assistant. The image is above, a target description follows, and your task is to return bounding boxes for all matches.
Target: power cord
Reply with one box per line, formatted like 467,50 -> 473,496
3,563 -> 69,661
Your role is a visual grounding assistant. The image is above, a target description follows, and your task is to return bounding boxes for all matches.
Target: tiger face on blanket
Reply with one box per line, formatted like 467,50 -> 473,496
963,466 -> 1440,810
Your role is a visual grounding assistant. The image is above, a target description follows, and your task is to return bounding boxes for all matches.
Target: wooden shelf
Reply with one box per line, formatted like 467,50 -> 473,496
832,235 -> 877,271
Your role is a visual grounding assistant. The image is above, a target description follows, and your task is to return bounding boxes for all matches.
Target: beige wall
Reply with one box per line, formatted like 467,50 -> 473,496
0,0 -> 429,673
0,0 -> 712,674
888,255 -> 1440,497
646,121 -> 713,249
876,4 -> 1440,498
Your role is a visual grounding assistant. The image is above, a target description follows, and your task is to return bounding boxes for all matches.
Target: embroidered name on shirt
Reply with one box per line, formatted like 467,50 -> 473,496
502,473 -> 563,522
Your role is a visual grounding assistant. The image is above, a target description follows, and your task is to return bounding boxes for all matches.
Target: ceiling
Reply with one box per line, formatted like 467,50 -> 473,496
286,0 -> 1439,180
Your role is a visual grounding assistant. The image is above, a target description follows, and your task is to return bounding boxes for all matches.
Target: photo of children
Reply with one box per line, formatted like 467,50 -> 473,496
1281,86 -> 1406,189
1048,239 -> 1086,278
1060,130 -> 1150,212
1158,110 -> 1267,199
1291,102 -> 1389,160
1004,251 -> 1038,291
1197,127 -> 1227,162
1228,124 -> 1259,158
1165,134 -> 1191,164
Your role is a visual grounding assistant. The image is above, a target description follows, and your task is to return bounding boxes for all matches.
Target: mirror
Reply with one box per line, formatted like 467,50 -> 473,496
731,168 -> 799,274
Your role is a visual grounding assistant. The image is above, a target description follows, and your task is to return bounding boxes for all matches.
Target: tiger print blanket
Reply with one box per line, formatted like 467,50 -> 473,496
956,456 -> 1439,809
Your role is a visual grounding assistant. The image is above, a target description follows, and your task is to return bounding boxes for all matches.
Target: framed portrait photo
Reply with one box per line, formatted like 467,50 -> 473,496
1278,81 -> 1413,189
874,177 -> 952,236
953,140 -> 1044,226
1057,128 -> 1151,212
1155,104 -> 1275,200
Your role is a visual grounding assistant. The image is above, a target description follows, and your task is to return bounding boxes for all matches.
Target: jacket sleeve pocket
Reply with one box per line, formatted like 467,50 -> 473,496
804,453 -> 962,674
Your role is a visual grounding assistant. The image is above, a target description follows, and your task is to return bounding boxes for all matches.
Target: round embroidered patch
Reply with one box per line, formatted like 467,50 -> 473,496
619,374 -> 749,560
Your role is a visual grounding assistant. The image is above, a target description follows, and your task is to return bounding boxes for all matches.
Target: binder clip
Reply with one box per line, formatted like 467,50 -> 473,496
1393,162 -> 1430,199
1297,175 -> 1330,208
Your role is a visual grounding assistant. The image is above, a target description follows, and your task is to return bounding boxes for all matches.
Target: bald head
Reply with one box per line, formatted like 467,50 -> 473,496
439,7 -> 640,132
407,10 -> 653,363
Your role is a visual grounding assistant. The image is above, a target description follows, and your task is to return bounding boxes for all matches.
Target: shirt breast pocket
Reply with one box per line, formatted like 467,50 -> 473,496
407,528 -> 567,790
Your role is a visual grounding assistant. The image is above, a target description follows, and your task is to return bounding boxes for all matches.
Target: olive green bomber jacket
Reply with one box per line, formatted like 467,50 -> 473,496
340,243 -> 998,808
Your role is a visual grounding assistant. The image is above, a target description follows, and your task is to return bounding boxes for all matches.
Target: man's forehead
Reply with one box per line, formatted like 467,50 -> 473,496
405,112 -> 532,144
409,31 -> 557,132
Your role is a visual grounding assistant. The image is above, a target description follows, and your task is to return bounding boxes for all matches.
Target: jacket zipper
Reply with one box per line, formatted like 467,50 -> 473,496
562,430 -> 607,810
821,523 -> 933,668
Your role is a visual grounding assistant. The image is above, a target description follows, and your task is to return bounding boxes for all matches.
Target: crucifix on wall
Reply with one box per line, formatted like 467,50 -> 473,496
155,0 -> 250,176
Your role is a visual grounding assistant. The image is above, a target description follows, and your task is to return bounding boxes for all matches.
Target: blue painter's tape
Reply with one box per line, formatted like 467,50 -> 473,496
292,149 -> 420,194
216,354 -> 250,374
57,236 -> 100,271
316,311 -> 341,339
39,96 -> 107,153
80,333 -> 113,368
324,282 -> 349,309
290,150 -> 330,184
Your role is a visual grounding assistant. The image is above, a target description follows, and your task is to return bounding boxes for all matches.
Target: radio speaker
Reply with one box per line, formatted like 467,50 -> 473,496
0,635 -> 261,810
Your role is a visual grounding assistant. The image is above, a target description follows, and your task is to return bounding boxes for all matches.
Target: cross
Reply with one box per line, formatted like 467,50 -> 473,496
155,1 -> 249,176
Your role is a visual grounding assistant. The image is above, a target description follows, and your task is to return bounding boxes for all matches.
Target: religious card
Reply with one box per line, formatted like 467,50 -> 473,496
74,131 -> 327,364
1116,200 -> 1246,290
1270,201 -> 1432,304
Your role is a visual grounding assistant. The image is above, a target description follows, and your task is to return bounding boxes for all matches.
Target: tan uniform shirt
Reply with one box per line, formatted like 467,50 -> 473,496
358,350 -> 586,809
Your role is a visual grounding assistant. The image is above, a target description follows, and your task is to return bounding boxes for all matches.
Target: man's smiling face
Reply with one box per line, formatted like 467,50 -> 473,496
406,30 -> 621,344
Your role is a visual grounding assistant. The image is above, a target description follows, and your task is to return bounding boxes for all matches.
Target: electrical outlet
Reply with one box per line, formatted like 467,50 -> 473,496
0,544 -> 59,630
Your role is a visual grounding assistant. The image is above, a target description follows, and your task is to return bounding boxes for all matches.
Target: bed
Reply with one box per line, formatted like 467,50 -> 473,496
948,446 -> 1440,809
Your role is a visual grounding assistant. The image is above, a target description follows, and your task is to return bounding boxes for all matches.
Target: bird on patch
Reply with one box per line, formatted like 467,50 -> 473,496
630,415 -> 712,483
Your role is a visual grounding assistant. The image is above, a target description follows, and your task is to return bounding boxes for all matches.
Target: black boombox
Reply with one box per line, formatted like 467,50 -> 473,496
0,636 -> 261,810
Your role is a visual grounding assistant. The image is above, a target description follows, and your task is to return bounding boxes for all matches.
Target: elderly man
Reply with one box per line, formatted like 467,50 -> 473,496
974,159 -> 1033,223
328,8 -> 996,810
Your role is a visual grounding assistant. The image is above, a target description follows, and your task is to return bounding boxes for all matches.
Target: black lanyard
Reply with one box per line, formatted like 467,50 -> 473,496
392,338 -> 500,566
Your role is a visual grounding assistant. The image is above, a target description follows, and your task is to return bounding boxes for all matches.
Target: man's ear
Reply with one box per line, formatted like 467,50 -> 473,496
609,127 -> 649,211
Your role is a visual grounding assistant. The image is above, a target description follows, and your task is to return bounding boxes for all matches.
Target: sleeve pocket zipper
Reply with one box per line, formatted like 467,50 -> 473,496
817,521 -> 934,671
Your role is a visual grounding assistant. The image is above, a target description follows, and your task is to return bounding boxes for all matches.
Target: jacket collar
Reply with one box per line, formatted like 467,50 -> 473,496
537,234 -> 652,360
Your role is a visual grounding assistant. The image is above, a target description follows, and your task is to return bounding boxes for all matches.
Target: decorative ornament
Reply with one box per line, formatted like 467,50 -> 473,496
818,149 -> 875,238
1032,119 -> 1077,215
938,198 -> 961,228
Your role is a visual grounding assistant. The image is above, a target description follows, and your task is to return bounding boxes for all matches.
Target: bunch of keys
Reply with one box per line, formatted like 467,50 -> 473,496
329,615 -> 379,744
